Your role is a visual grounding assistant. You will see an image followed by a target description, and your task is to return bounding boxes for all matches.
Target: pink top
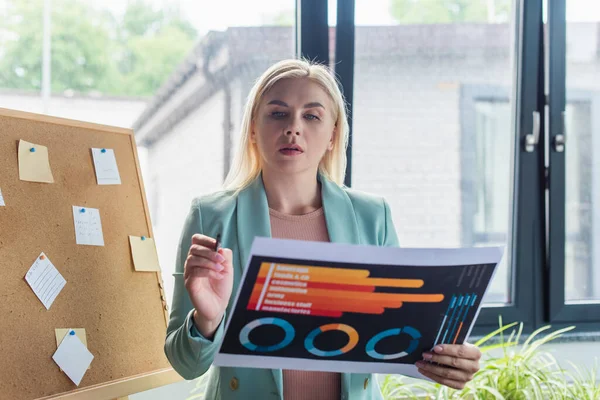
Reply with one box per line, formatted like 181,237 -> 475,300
269,207 -> 340,400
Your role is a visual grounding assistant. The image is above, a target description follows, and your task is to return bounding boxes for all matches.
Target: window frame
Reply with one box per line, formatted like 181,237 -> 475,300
326,0 -> 600,333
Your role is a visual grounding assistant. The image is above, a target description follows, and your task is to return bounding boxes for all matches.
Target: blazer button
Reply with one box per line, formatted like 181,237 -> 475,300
229,377 -> 239,391
364,377 -> 369,389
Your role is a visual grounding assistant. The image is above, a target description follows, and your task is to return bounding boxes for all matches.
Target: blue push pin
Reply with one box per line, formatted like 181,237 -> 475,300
101,148 -> 106,153
30,147 -> 36,152
141,236 -> 146,241
69,330 -> 75,336
80,208 -> 86,213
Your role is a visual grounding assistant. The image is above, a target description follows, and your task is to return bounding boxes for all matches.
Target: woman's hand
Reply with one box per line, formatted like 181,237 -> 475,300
415,343 -> 481,390
184,234 -> 234,339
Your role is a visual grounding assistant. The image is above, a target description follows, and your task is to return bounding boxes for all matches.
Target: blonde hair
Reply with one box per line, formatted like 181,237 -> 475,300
222,59 -> 349,192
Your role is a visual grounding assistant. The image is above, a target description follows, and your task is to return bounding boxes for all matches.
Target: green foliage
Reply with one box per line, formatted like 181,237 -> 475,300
379,318 -> 599,399
0,0 -> 197,97
389,0 -> 511,24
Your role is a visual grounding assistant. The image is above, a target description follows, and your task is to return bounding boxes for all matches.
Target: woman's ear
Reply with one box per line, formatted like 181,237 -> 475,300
250,121 -> 257,143
327,127 -> 336,151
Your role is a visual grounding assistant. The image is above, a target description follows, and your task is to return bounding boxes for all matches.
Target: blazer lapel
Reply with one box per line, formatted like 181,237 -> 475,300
319,173 -> 360,245
235,173 -> 272,275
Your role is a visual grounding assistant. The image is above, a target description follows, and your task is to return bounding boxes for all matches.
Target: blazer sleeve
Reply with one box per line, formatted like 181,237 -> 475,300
383,199 -> 400,247
164,199 -> 226,380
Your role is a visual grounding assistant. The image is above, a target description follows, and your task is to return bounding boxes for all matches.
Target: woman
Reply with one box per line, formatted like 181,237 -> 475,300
165,59 -> 481,400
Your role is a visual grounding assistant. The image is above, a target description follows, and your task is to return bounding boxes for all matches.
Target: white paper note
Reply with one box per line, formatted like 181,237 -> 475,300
91,148 -> 121,185
72,206 -> 104,246
24,253 -> 67,310
52,330 -> 94,386
0,188 -> 5,206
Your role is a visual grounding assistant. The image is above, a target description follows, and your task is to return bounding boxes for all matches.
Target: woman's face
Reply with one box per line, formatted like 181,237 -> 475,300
251,77 -> 336,176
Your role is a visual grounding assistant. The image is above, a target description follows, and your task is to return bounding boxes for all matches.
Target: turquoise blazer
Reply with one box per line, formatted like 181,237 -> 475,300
165,173 -> 400,400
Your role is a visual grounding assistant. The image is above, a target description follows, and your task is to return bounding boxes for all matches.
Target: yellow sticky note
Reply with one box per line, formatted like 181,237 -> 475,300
54,328 -> 90,370
18,139 -> 54,183
129,236 -> 161,272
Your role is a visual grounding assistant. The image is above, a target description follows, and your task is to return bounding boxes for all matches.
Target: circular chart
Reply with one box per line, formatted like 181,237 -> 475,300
239,317 -> 295,352
366,326 -> 421,360
304,323 -> 359,357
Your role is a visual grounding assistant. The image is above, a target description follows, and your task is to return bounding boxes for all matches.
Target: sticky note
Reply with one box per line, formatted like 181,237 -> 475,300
92,148 -> 121,185
18,139 -> 54,183
129,235 -> 161,271
55,329 -> 90,370
24,252 -> 66,310
72,206 -> 104,246
0,188 -> 5,206
52,330 -> 94,386
55,328 -> 88,348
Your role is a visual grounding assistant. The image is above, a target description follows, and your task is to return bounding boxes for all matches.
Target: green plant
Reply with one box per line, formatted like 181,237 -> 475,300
380,318 -> 600,400
565,361 -> 600,400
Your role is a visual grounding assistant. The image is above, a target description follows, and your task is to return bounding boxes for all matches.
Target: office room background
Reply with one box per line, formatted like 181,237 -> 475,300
0,0 -> 598,398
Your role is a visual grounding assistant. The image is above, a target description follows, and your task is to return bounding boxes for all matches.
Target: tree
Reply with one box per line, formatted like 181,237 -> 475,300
260,9 -> 295,27
0,0 -> 112,92
389,0 -> 511,24
0,0 -> 198,97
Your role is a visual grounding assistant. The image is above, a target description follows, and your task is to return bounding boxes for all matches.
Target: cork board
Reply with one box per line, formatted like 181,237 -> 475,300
0,108 -> 181,400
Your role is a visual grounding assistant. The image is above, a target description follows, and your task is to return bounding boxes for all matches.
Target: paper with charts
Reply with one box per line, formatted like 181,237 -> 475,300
72,206 -> 104,246
91,148 -> 121,185
214,238 -> 503,379
24,252 -> 66,310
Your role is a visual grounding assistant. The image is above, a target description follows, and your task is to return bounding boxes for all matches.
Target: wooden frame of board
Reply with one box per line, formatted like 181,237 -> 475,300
0,108 -> 183,400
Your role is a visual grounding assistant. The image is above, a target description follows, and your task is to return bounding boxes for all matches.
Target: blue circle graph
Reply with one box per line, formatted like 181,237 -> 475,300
239,317 -> 295,352
366,326 -> 421,360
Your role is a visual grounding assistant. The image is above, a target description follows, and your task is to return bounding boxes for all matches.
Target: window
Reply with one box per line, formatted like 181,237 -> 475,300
335,0 -> 600,332
349,0 -> 518,328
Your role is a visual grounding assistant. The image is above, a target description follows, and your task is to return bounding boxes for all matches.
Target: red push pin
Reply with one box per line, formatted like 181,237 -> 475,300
40,254 -> 46,260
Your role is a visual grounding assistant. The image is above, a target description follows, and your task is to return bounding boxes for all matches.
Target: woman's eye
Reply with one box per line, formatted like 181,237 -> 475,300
270,111 -> 287,119
304,114 -> 320,121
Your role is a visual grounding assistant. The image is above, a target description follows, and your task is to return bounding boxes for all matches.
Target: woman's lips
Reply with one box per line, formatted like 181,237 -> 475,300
279,148 -> 303,156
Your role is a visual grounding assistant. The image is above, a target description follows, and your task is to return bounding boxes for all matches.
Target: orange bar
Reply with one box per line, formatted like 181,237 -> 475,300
258,264 -> 369,279
250,293 -> 402,308
257,262 -> 279,278
360,278 -> 424,288
268,288 -> 444,303
248,286 -> 266,305
252,300 -> 387,315
308,301 -> 386,314
257,263 -> 423,288
453,322 -> 464,344
297,275 -> 423,288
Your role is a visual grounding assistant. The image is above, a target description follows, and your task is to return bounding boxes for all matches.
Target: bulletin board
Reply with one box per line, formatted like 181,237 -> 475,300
0,108 -> 182,400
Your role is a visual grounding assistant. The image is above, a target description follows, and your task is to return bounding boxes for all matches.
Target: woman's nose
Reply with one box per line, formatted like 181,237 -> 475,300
285,115 -> 301,135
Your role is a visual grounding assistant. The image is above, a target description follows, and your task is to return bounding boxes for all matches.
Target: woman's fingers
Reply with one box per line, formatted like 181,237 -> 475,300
421,352 -> 479,373
184,255 -> 224,280
191,233 -> 216,248
415,360 -> 473,383
431,343 -> 481,361
187,266 -> 225,280
189,244 -> 226,264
